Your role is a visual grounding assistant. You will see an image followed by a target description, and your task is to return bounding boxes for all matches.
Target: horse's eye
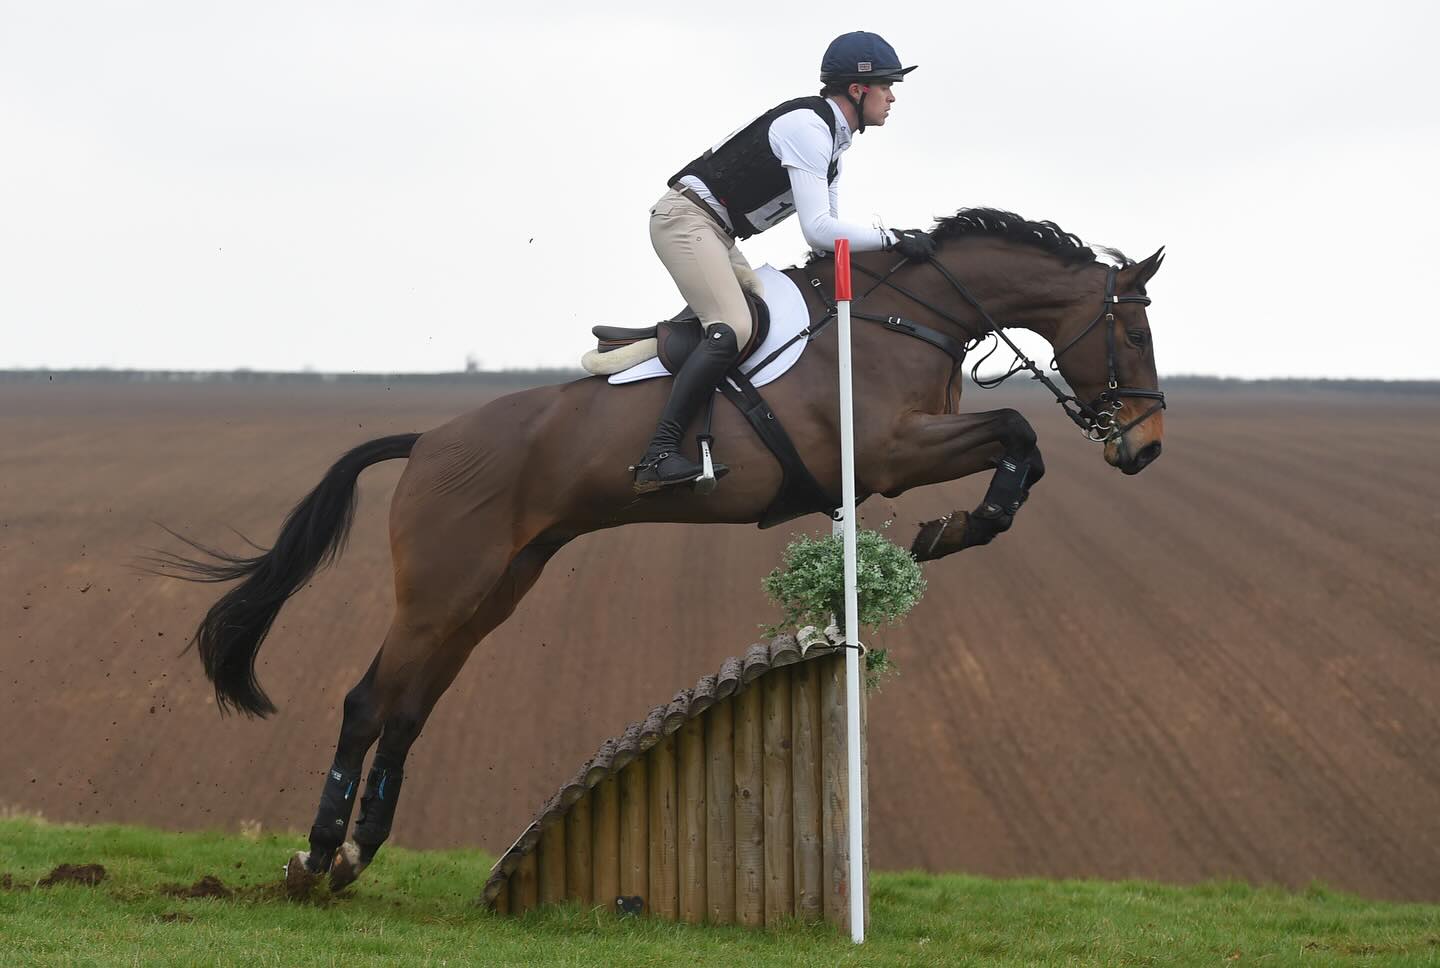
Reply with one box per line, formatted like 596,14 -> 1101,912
1126,329 -> 1148,349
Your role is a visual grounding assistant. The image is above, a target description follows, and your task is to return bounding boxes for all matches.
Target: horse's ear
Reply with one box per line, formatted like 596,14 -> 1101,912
1123,246 -> 1166,291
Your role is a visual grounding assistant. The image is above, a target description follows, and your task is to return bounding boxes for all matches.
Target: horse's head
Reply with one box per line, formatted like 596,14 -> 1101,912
871,209 -> 1168,474
1048,248 -> 1167,474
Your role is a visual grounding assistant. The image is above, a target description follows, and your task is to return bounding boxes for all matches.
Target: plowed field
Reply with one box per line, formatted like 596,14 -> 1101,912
3,379 -> 1437,901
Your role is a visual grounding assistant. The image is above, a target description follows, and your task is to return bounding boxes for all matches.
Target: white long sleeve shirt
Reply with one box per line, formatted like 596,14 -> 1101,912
680,98 -> 895,252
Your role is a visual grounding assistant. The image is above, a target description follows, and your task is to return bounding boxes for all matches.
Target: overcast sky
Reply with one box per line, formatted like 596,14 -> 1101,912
3,0 -> 1436,378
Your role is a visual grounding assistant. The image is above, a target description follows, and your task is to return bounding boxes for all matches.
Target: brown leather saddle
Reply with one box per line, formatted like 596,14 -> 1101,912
590,291 -> 771,373
589,287 -> 835,529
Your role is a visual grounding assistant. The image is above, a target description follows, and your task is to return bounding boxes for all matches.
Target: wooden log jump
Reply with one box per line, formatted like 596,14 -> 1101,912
481,634 -> 868,933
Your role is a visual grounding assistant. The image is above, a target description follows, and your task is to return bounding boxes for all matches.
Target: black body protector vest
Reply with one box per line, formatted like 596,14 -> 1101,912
670,96 -> 840,240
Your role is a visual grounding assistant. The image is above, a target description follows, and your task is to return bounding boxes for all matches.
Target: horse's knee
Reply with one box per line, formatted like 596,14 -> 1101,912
996,408 -> 1037,454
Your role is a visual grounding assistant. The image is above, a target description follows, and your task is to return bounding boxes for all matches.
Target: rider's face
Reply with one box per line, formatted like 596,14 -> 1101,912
850,82 -> 896,127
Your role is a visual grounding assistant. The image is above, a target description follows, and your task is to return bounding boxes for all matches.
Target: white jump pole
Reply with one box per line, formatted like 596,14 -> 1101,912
832,239 -> 865,943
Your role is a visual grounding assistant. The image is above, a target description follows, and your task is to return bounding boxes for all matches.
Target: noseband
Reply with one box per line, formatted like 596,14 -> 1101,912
849,257 -> 1167,443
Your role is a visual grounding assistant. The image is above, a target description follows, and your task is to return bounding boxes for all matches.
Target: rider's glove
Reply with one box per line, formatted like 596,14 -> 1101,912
888,228 -> 937,263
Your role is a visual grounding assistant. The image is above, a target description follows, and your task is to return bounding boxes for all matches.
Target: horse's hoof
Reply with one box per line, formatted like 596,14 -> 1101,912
911,512 -> 965,561
328,841 -> 368,893
284,851 -> 322,897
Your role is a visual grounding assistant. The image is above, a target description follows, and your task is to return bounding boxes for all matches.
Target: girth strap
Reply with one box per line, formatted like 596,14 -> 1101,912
717,368 -> 838,529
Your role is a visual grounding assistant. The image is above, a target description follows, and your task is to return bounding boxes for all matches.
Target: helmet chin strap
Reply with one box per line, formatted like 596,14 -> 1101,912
847,85 -> 870,134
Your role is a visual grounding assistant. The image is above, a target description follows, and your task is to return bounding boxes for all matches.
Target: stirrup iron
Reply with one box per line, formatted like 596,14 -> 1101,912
693,393 -> 719,495
694,436 -> 717,495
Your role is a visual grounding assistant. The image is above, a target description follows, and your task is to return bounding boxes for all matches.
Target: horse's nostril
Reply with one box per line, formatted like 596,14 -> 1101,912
1136,441 -> 1162,467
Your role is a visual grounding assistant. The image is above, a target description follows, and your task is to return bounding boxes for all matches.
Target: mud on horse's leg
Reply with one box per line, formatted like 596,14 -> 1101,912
911,409 -> 1043,561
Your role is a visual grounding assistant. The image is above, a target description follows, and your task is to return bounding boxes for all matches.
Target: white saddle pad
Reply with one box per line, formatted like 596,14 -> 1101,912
608,264 -> 811,387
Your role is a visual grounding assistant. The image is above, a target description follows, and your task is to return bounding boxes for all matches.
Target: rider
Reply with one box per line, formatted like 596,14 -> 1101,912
631,30 -> 938,494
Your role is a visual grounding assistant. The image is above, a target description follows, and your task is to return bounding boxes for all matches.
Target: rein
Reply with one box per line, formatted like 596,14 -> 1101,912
795,254 -> 1166,443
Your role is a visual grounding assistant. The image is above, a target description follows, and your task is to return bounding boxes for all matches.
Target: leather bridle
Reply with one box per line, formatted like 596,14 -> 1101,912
839,256 -> 1167,443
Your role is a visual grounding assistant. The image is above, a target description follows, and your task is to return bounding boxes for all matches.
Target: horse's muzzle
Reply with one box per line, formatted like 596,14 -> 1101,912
1120,440 -> 1162,475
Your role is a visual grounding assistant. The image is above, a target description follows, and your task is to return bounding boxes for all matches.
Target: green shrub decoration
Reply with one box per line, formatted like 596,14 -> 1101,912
864,647 -> 897,693
762,527 -> 926,636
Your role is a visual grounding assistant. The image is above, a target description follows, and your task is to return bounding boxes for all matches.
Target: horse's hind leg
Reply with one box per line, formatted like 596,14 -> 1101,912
284,652 -> 386,891
325,535 -> 568,891
283,612 -> 452,893
284,550 -> 517,893
304,622 -> 475,892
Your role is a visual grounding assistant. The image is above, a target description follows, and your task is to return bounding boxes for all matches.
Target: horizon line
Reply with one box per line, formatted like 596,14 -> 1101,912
2,368 -> 1439,389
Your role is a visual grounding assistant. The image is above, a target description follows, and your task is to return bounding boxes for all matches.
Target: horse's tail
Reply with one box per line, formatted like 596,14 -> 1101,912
150,433 -> 421,718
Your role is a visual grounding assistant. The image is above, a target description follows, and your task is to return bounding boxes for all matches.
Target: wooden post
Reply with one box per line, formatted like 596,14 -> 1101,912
493,882 -> 510,915
510,849 -> 539,915
705,698 -> 736,924
537,821 -> 566,906
619,751 -> 649,908
592,774 -> 620,911
565,789 -> 593,908
733,682 -> 765,926
763,666 -> 795,922
791,658 -> 824,921
820,653 -> 851,931
648,734 -> 679,919
677,716 -> 707,923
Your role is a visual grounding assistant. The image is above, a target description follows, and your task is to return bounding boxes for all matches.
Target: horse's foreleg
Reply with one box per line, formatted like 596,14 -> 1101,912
325,536 -> 568,892
910,455 -> 1045,560
876,408 -> 1042,561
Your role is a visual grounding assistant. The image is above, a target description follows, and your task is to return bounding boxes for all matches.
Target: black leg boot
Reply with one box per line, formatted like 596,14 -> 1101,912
632,322 -> 739,494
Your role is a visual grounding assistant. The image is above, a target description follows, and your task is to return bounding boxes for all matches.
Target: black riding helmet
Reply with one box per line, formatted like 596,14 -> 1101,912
820,31 -> 917,133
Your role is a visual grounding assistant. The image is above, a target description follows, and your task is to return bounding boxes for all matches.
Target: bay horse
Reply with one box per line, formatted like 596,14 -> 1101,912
155,208 -> 1166,893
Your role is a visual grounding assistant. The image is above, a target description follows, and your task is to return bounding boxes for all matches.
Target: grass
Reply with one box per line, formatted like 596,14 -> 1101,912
1,817 -> 1437,966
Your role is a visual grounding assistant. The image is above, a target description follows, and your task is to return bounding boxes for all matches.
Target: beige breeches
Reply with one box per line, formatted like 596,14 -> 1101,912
649,188 -> 754,348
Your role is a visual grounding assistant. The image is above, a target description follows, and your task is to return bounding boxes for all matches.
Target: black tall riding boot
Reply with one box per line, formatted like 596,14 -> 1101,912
632,322 -> 740,494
